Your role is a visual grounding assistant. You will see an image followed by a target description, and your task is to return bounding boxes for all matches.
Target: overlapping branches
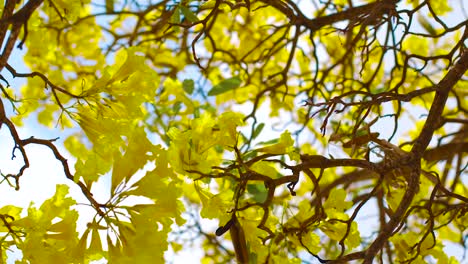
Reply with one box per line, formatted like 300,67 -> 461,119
0,0 -> 104,223
164,0 -> 467,262
0,0 -> 466,263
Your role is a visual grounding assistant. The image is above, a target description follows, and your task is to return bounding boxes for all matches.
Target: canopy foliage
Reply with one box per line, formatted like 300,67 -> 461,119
0,0 -> 467,263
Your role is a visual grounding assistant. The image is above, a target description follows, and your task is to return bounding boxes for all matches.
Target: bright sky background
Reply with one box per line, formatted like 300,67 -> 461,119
0,0 -> 466,263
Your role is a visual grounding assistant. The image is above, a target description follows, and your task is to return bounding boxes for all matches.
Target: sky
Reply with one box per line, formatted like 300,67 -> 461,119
0,0 -> 466,263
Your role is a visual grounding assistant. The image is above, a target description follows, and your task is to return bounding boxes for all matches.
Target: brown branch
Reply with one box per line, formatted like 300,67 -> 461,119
0,0 -> 44,71
20,137 -> 105,217
411,49 -> 468,156
1,97 -> 104,216
0,0 -> 16,47
261,0 -> 398,31
300,154 -> 378,171
0,98 -> 29,190
5,63 -> 84,98
0,0 -> 44,25
423,142 -> 468,162
362,48 -> 468,264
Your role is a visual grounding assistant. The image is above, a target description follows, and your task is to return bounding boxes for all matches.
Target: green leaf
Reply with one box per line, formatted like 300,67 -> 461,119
239,131 -> 248,143
170,6 -> 181,24
183,79 -> 195,94
242,150 -> 257,160
247,243 -> 257,264
247,184 -> 268,203
180,6 -> 199,22
256,138 -> 279,146
173,101 -> 182,113
208,76 -> 242,96
193,107 -> 200,118
355,129 -> 369,137
418,15 -> 436,36
252,123 -> 265,139
371,86 -> 386,94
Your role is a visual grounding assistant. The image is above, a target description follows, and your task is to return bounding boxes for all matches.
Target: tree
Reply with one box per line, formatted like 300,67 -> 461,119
0,0 -> 466,263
